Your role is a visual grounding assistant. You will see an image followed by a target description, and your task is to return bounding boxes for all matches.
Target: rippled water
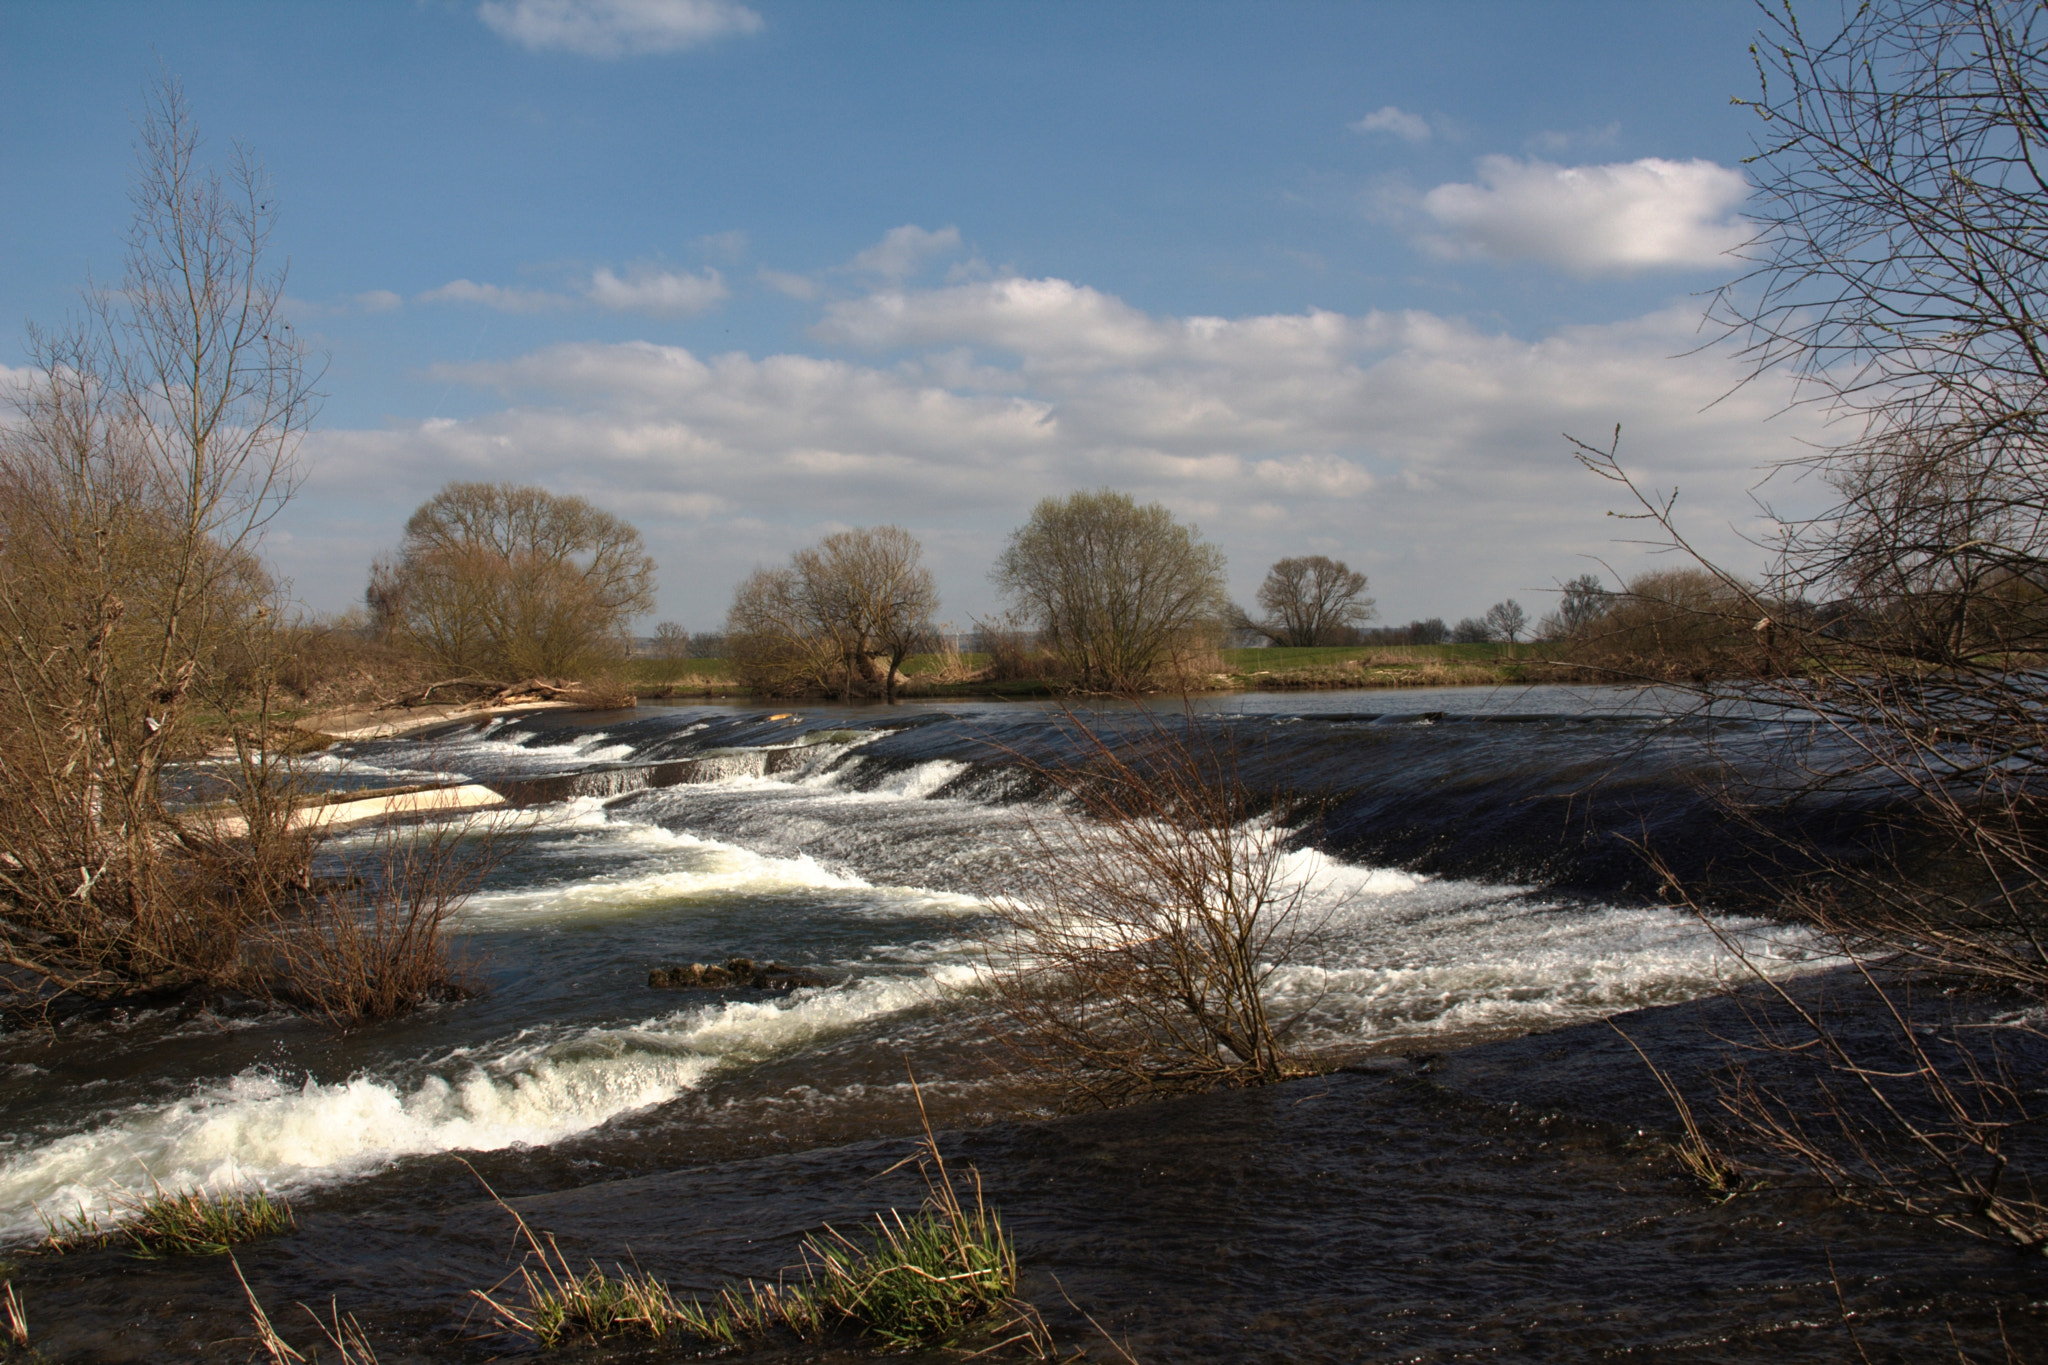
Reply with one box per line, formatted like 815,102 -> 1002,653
2,689 -> 2038,1361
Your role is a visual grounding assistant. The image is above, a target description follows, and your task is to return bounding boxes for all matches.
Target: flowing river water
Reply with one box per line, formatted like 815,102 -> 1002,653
1,687 -> 2041,1361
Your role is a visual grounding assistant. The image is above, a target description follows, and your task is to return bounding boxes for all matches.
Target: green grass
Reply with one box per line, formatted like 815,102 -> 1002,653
474,1126 -> 1025,1354
40,1184 -> 294,1258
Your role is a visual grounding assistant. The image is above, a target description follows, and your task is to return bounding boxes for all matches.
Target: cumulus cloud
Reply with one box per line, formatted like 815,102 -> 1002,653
477,0 -> 762,57
290,272 -> 1822,627
1351,105 -> 1432,143
1418,155 -> 1750,273
848,225 -> 963,281
417,279 -> 574,312
588,265 -> 728,317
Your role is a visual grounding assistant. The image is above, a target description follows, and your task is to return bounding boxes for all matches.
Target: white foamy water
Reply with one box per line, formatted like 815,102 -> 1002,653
457,806 -> 981,925
1265,847 -> 1825,1046
0,970 -> 953,1244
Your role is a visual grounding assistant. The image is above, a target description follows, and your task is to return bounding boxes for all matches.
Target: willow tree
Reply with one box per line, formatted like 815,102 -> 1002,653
371,482 -> 657,677
992,490 -> 1228,690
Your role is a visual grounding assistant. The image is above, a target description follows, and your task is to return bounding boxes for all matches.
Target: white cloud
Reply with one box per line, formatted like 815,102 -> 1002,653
848,225 -> 963,281
354,289 -> 404,313
1352,106 -> 1432,143
1418,155 -> 1750,274
694,229 -> 748,262
416,278 -> 574,312
757,268 -> 820,300
588,265 -> 728,317
417,268 -> 727,317
1527,122 -> 1621,154
289,273 -> 1824,627
477,0 -> 762,57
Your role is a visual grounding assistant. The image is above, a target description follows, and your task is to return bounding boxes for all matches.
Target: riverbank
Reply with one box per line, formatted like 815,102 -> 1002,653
618,643 -> 1593,702
8,974 -> 2039,1363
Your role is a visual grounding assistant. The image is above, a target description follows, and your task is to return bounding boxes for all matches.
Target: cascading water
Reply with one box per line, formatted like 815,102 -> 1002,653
3,689 -> 2031,1362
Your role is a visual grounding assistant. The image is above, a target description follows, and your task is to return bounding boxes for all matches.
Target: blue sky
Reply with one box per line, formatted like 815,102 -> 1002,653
0,1 -> 1828,629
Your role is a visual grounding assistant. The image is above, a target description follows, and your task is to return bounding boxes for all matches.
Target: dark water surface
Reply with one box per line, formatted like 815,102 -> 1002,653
2,690 -> 2041,1360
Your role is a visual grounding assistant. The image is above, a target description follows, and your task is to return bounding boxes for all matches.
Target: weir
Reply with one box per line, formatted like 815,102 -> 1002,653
0,690 -> 1978,1362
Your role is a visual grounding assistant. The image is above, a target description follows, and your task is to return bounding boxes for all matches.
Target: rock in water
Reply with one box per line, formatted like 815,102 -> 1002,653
648,957 -> 830,991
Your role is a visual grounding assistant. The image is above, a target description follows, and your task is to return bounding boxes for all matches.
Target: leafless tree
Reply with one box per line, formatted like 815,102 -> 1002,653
652,621 -> 690,661
1555,2 -> 2048,1249
1482,599 -> 1528,644
726,526 -> 940,701
992,490 -> 1228,690
1239,555 -> 1376,647
978,711 -> 1330,1106
374,482 -> 657,678
0,78 -> 320,1008
1549,573 -> 1609,638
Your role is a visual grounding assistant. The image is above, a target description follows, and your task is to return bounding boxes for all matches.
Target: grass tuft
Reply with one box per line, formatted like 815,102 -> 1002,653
473,1083 -> 1043,1355
40,1182 -> 294,1258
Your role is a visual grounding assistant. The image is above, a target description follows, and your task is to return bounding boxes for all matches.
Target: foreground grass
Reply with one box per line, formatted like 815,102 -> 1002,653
40,1185 -> 293,1258
473,1125 -> 1040,1355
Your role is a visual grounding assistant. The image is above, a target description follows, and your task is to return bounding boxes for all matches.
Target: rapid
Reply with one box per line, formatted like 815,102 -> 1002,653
1,687 -> 2036,1362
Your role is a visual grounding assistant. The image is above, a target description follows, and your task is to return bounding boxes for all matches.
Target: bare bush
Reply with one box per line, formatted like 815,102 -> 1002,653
1558,1 -> 2048,1249
1564,567 -> 1767,679
977,711 -> 1328,1105
258,821 -> 491,1029
969,613 -> 1055,683
0,78 -> 320,1012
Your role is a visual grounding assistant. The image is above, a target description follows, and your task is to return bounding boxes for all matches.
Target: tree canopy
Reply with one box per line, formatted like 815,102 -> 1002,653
370,482 -> 656,677
993,489 -> 1228,690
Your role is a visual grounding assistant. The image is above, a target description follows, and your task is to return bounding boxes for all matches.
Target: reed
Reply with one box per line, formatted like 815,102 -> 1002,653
233,1253 -> 381,1364
1608,1021 -> 1740,1197
2,1282 -> 28,1355
40,1183 -> 293,1257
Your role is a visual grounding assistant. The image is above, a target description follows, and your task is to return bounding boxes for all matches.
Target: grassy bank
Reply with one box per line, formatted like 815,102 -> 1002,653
616,642 -> 1585,701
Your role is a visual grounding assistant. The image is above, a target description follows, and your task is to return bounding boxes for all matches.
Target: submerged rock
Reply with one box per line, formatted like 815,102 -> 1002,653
648,957 -> 828,991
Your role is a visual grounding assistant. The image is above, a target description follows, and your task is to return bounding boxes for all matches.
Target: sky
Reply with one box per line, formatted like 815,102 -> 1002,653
0,0 -> 1836,631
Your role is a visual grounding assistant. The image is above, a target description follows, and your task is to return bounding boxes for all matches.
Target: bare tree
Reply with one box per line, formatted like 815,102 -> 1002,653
726,526 -> 940,701
1240,555 -> 1375,647
1556,573 -> 1609,635
375,482 -> 657,678
1717,0 -> 2048,459
1482,599 -> 1528,644
1560,0 -> 2048,1243
726,564 -> 840,697
798,526 -> 941,703
652,621 -> 690,661
992,490 -> 1228,690
0,78 -> 320,1008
